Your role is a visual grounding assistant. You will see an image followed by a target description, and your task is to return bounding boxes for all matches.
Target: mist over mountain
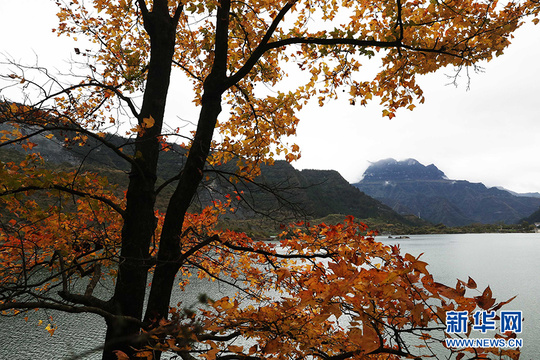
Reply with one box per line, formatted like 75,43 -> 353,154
353,158 -> 540,226
361,158 -> 447,182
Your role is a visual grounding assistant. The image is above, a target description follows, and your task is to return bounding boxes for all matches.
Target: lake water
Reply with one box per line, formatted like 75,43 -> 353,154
380,233 -> 540,360
1,233 -> 538,359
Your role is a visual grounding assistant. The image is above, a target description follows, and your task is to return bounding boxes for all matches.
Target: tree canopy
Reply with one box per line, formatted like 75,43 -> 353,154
1,0 -> 537,359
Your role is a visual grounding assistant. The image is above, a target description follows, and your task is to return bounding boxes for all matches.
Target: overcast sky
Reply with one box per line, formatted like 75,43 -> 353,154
2,1 -> 540,193
294,20 -> 540,194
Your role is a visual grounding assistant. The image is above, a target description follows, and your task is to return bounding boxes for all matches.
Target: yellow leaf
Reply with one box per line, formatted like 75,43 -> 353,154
45,323 -> 56,336
134,350 -> 153,358
227,345 -> 244,353
113,350 -> 130,360
142,115 -> 155,128
263,338 -> 281,354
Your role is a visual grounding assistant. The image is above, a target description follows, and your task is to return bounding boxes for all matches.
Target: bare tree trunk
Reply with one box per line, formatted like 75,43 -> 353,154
144,89 -> 224,321
101,3 -> 179,359
142,2 -> 231,359
102,1 -> 231,357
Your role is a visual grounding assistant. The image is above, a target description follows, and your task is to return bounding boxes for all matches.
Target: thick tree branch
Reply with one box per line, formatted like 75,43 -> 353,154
178,234 -> 220,264
213,0 -> 232,78
0,106 -> 141,172
197,331 -> 242,342
227,1 -> 296,86
137,0 -> 150,19
221,241 -> 334,260
0,185 -> 125,217
395,0 -> 405,44
215,356 -> 261,360
172,0 -> 184,23
155,167 -> 186,195
58,290 -> 112,312
0,301 -> 142,326
266,37 -> 401,51
39,81 -> 140,119
0,127 -> 50,148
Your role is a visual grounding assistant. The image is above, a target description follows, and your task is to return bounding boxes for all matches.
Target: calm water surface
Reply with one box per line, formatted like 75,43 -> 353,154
380,233 -> 540,360
1,233 -> 538,359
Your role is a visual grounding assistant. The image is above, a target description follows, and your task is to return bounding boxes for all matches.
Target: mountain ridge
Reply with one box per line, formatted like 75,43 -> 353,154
0,125 -> 419,228
3,122 -> 538,228
353,158 -> 540,226
360,158 -> 447,182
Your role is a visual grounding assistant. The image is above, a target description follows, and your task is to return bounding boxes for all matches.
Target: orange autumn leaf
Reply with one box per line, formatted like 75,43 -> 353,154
45,324 -> 56,336
113,350 -> 130,360
142,115 -> 155,129
476,286 -> 497,310
466,276 -> 478,290
1,0 -> 533,359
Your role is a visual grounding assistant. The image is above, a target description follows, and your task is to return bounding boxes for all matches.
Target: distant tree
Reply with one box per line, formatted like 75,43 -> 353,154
1,1 -> 535,359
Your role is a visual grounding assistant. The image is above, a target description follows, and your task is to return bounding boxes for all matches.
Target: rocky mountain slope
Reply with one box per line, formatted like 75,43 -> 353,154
521,207 -> 540,224
0,126 -> 416,226
353,159 -> 540,226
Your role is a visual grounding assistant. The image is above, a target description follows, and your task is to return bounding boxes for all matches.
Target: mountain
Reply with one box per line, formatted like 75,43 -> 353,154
353,158 -> 540,227
361,158 -> 447,182
521,207 -> 540,224
496,187 -> 540,199
215,162 -> 419,224
0,125 -> 415,227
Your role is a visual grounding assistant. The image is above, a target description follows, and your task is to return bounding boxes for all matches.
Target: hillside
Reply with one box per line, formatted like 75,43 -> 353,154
353,159 -> 540,226
521,207 -> 540,224
0,126 -> 416,230
256,165 -> 413,223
